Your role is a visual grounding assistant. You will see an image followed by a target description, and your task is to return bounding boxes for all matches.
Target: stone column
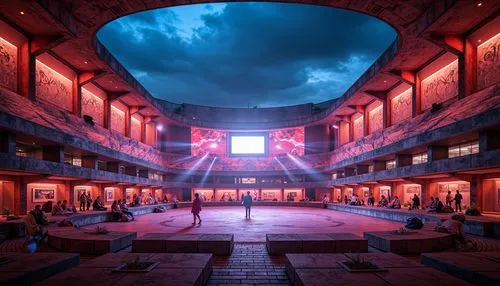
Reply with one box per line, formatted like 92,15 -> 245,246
0,132 -> 16,155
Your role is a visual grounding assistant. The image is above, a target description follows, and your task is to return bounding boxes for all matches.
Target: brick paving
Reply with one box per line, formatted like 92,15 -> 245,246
208,243 -> 290,285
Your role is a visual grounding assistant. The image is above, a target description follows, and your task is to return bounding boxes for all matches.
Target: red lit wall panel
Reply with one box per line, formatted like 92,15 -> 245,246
35,60 -> 73,112
110,104 -> 125,135
131,116 -> 142,142
269,127 -> 304,156
352,115 -> 364,141
81,88 -> 104,126
191,128 -> 227,156
477,33 -> 500,90
368,103 -> 383,134
390,87 -> 412,125
420,59 -> 458,111
0,37 -> 17,91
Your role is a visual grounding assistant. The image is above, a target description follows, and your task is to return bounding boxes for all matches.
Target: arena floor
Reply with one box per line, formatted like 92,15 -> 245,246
92,206 -> 402,242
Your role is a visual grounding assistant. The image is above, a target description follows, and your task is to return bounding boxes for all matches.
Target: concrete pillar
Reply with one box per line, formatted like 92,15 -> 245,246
19,41 -> 36,100
420,181 -> 428,207
457,53 -> 466,99
396,154 -> 412,167
103,98 -> 111,130
81,156 -> 98,169
42,146 -> 64,163
479,130 -> 500,152
73,77 -> 81,117
382,99 -> 389,128
470,175 -> 482,209
464,38 -> 477,97
0,132 -> 16,155
427,145 -> 448,161
413,73 -> 421,117
17,177 -> 28,215
107,162 -> 121,173
125,107 -> 131,137
281,188 -> 284,201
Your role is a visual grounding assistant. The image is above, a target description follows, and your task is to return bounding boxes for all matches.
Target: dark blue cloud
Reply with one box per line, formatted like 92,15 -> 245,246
97,3 -> 395,108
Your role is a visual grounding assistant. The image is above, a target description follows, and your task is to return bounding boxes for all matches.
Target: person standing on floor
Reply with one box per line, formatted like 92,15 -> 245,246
454,190 -> 463,212
86,191 -> 92,211
191,193 -> 202,225
242,191 -> 253,219
79,192 -> 87,211
446,190 -> 453,207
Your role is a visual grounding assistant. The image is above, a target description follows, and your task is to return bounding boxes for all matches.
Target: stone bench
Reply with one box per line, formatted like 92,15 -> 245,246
266,233 -> 368,255
132,233 -> 234,255
0,252 -> 80,286
421,252 -> 500,285
48,228 -> 137,254
286,253 -> 471,286
363,230 -> 454,254
39,253 -> 213,286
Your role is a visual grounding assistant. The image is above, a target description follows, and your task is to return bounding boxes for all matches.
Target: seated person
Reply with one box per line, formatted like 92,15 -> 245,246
322,194 -> 329,208
61,200 -> 76,214
388,196 -> 401,209
367,194 -> 374,206
427,196 -> 436,211
435,197 -> 444,212
92,196 -> 107,211
41,200 -> 53,213
343,195 -> 349,204
111,200 -> 122,220
52,201 -> 73,215
349,194 -> 358,205
32,205 -> 49,226
119,199 -> 135,220
162,195 -> 168,203
377,195 -> 388,207
145,195 -> 154,205
436,214 -> 466,242
25,206 -> 48,242
131,194 -> 141,207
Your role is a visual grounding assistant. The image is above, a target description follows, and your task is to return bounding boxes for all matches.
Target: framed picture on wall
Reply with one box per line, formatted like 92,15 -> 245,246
32,188 -> 56,202
105,189 -> 115,202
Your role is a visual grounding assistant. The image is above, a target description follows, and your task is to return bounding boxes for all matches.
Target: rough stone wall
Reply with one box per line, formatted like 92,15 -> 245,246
477,33 -> 500,90
110,105 -> 125,135
353,116 -> 364,141
130,116 -> 142,142
390,87 -> 412,125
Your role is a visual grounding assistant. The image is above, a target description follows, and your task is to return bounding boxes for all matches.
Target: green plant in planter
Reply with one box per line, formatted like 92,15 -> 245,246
344,254 -> 377,270
2,208 -> 12,216
123,256 -> 153,270
465,203 -> 481,216
94,226 -> 109,234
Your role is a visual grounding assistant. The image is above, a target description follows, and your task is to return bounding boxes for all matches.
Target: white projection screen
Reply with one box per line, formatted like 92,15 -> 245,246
230,134 -> 267,155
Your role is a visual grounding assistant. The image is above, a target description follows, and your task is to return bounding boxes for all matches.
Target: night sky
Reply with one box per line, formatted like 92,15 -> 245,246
98,3 -> 396,108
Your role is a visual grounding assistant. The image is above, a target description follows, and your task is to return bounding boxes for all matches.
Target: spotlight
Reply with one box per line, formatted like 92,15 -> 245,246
478,39 -> 482,43
477,3 -> 482,7
276,144 -> 282,150
210,143 -> 218,149
84,61 -> 88,64
332,125 -> 339,129
156,124 -> 163,131
19,11 -> 25,15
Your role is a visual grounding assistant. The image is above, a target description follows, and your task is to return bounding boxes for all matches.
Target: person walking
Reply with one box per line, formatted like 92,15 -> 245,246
242,191 -> 253,219
411,194 -> 420,210
191,193 -> 202,225
454,190 -> 463,212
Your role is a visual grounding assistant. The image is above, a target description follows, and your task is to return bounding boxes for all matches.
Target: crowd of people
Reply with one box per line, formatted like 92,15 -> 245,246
340,190 -> 465,212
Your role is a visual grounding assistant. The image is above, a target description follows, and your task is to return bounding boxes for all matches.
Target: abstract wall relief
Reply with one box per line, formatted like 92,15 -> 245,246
477,33 -> 500,90
81,88 -> 104,126
420,60 -> 458,111
110,106 -> 125,135
368,105 -> 383,134
390,88 -> 412,125
269,127 -> 305,156
353,116 -> 364,141
0,37 -> 17,91
131,117 -> 142,142
191,128 -> 227,155
35,60 -> 73,111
